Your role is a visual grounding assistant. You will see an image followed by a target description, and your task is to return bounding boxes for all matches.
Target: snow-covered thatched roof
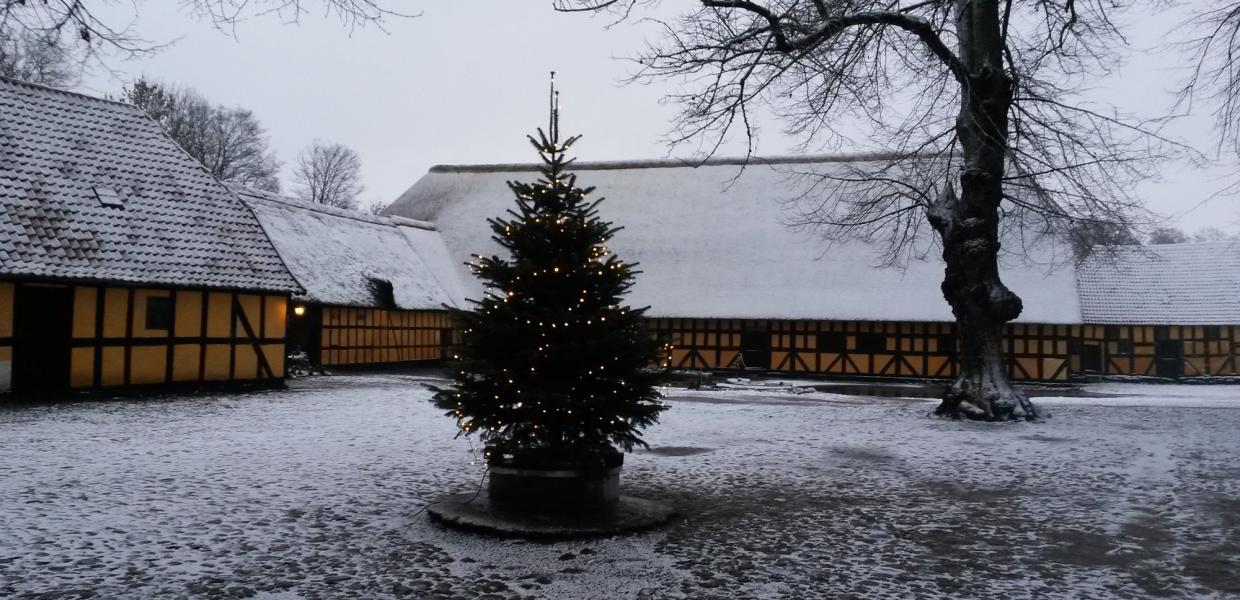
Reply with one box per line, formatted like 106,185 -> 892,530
387,155 -> 1082,324
238,189 -> 462,310
0,77 -> 300,293
1076,242 -> 1240,325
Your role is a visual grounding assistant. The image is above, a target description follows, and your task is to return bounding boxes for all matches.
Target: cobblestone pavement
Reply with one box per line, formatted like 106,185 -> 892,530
1,374 -> 1237,599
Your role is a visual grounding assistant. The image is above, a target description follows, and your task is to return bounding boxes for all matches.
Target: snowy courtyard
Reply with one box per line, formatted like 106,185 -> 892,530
2,374 -> 1239,600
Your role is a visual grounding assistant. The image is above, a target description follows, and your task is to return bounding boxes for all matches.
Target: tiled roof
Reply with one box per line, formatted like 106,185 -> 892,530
236,188 -> 462,310
0,77 -> 300,292
1076,242 -> 1240,325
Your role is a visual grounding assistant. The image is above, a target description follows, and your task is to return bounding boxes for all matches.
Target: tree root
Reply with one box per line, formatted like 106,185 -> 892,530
934,376 -> 1042,422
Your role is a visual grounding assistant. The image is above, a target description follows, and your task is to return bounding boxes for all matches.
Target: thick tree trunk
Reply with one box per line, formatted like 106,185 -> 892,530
930,0 -> 1040,421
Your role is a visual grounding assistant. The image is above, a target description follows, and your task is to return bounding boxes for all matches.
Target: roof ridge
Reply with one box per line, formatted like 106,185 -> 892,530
1089,240 -> 1240,254
0,74 -> 142,111
427,151 -> 915,174
235,185 -> 437,231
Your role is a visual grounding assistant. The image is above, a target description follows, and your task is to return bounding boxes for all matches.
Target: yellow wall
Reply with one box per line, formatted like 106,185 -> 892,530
320,306 -> 451,366
650,318 -> 1076,381
64,285 -> 288,389
1080,324 -> 1239,377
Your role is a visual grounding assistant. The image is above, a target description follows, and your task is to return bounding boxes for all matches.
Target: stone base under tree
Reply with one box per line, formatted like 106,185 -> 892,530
426,492 -> 677,539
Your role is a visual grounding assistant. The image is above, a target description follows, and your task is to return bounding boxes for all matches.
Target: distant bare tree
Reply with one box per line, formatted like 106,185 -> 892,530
365,200 -> 389,216
559,0 -> 1172,421
1192,226 -> 1240,242
1148,226 -> 1189,245
292,141 -> 365,210
121,77 -> 282,192
0,27 -> 78,87
1069,221 -> 1142,260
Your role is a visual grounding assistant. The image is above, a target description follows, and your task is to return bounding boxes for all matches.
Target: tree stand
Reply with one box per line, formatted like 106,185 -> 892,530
487,446 -> 623,513
426,447 -> 676,539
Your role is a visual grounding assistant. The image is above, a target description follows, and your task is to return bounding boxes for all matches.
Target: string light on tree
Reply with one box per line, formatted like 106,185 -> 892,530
431,72 -> 666,459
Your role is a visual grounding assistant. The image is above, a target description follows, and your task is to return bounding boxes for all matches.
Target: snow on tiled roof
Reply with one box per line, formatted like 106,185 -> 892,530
236,189 -> 461,310
388,155 -> 1082,323
1076,242 -> 1240,325
0,77 -> 300,292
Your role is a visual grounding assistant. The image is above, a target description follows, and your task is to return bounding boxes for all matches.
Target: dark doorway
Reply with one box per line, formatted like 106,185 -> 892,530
1155,340 -> 1184,378
439,328 -> 456,359
13,284 -> 74,394
739,332 -> 771,370
1081,343 -> 1102,373
285,303 -> 322,365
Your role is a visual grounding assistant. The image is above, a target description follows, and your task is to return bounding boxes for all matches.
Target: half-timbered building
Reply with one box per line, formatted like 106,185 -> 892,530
1076,242 -> 1240,378
239,190 -> 461,368
387,156 -> 1107,382
0,77 -> 301,394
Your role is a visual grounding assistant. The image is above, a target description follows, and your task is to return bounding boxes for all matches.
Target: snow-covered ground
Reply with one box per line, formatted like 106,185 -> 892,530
1,375 -> 1238,599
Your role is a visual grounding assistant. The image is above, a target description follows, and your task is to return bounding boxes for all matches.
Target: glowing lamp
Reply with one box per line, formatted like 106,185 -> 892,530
292,304 -> 307,317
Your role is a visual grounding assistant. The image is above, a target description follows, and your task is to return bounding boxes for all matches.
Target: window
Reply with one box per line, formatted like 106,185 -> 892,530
93,185 -> 125,208
817,332 -> 847,353
145,296 -> 172,330
1113,339 -> 1133,356
1205,326 -> 1221,341
935,335 -> 956,356
854,333 -> 886,354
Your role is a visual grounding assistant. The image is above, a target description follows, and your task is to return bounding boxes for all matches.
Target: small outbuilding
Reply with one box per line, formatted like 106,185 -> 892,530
1076,242 -> 1240,378
238,190 -> 462,368
0,77 -> 301,394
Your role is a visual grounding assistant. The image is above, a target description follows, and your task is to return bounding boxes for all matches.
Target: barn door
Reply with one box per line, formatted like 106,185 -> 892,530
1155,340 -> 1184,378
13,284 -> 73,394
739,331 -> 771,370
1081,343 -> 1102,373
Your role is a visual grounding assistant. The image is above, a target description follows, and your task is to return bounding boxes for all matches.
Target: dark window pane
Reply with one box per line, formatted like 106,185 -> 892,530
817,332 -> 846,353
936,335 -> 956,356
145,296 -> 172,330
855,333 -> 885,354
1116,339 -> 1133,356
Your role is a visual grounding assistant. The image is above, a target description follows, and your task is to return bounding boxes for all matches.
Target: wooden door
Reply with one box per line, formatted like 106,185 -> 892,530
13,284 -> 73,394
1155,340 -> 1184,378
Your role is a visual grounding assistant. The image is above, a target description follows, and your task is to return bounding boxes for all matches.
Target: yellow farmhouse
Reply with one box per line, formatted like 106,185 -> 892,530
0,77 -> 301,394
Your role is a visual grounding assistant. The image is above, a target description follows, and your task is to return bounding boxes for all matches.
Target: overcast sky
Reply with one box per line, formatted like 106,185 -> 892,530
80,1 -> 1237,232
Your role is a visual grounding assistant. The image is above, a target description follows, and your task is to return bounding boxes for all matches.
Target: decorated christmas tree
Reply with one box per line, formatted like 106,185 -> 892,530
433,78 -> 665,464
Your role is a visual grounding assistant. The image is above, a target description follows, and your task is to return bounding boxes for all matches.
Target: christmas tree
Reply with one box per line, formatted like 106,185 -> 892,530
433,77 -> 665,463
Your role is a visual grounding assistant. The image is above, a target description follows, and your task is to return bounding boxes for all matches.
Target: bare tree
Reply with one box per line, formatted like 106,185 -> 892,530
292,141 -> 365,210
1177,2 -> 1240,159
1069,221 -> 1141,260
0,2 -> 408,69
0,27 -> 78,87
121,77 -> 282,192
559,0 -> 1171,421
